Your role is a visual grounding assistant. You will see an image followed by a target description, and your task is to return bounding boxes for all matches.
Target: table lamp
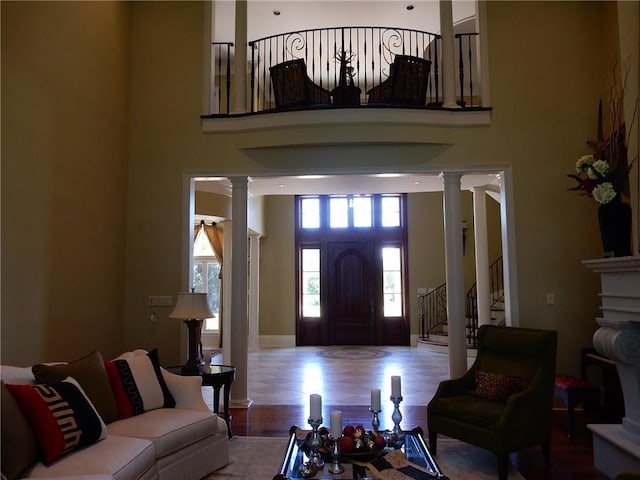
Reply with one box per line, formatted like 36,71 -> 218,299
169,292 -> 213,374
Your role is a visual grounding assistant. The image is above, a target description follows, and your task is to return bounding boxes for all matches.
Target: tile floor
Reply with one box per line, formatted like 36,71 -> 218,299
209,345 -> 474,407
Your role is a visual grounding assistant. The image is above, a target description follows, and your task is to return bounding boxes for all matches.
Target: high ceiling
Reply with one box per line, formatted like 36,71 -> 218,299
213,0 -> 477,43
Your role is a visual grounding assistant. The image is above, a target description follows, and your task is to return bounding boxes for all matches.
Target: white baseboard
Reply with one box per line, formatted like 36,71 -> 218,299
258,335 -> 296,348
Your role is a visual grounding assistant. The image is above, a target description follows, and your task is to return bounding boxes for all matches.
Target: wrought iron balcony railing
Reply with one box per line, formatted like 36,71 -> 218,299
207,26 -> 480,116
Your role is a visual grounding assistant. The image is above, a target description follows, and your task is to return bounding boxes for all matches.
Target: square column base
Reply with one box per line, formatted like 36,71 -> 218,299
588,423 -> 640,478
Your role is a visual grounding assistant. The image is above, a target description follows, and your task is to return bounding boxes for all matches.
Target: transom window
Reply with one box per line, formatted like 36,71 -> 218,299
300,194 -> 402,230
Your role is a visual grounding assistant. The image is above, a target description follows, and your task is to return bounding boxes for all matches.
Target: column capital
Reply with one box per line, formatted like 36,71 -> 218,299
228,176 -> 249,189
439,171 -> 463,185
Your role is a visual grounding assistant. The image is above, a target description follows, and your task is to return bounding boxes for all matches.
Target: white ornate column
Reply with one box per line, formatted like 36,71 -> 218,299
472,187 -> 491,326
232,0 -> 248,114
441,172 -> 467,378
248,232 -> 261,351
583,257 -> 640,477
439,0 -> 460,109
229,176 -> 251,407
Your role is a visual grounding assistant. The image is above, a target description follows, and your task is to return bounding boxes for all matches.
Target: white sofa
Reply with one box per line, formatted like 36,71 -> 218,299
1,350 -> 229,480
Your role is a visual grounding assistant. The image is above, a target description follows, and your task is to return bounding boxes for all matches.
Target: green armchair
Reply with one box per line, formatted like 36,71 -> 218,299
427,325 -> 558,480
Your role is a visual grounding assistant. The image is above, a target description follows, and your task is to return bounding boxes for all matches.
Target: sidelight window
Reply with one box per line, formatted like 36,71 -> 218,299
301,248 -> 321,317
382,246 -> 402,317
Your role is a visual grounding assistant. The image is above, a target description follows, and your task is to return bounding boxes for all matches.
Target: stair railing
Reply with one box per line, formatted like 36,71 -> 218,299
465,255 -> 504,347
419,283 -> 447,340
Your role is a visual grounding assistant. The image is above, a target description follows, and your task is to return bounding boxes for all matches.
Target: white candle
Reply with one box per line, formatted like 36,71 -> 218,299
330,410 -> 342,438
391,376 -> 401,397
371,389 -> 381,411
310,393 -> 322,420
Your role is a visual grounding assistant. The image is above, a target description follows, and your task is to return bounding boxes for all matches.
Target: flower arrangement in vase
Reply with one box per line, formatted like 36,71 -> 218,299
568,59 -> 637,257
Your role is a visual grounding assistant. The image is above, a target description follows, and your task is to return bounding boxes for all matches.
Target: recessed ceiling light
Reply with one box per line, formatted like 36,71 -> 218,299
278,184 -> 285,189
296,175 -> 329,180
273,10 -> 281,16
374,173 -> 404,178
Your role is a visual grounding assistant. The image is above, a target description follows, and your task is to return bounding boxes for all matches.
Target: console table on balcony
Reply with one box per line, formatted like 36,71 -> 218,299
167,364 -> 236,438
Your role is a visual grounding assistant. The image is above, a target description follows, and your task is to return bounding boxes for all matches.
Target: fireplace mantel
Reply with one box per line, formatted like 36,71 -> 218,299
583,256 -> 640,478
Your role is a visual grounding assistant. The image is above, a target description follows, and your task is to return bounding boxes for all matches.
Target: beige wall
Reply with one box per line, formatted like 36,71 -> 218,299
2,1 -> 637,379
1,1 -> 130,364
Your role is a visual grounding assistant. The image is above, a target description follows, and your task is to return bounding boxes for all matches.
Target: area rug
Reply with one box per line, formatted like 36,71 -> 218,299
206,436 -> 525,479
317,347 -> 391,360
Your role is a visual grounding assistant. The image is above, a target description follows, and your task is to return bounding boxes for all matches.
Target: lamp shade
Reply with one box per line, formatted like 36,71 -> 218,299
169,292 -> 214,320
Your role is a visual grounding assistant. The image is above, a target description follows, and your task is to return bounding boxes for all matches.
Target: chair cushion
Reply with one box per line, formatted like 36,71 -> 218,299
107,407 -> 221,458
1,380 -> 40,480
470,370 -> 529,402
5,377 -> 107,466
429,394 -> 506,430
105,348 -> 175,419
32,350 -> 118,424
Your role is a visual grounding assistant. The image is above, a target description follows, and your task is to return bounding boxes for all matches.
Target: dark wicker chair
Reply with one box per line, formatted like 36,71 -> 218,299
269,59 -> 331,109
367,55 -> 431,106
427,325 -> 558,480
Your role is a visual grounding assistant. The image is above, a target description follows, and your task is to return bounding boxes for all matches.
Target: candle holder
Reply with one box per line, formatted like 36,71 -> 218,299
307,417 -> 325,470
327,435 -> 344,474
390,395 -> 404,444
369,407 -> 381,432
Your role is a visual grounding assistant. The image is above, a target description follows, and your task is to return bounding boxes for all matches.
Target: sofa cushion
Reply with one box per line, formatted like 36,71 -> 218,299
469,370 -> 529,402
32,350 -> 118,424
6,377 -> 107,466
107,408 -> 220,458
1,380 -> 40,480
105,348 -> 175,419
26,435 -> 156,480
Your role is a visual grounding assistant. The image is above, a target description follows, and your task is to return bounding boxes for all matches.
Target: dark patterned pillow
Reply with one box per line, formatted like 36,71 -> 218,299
104,348 -> 175,420
470,371 -> 529,402
32,350 -> 117,424
6,377 -> 107,466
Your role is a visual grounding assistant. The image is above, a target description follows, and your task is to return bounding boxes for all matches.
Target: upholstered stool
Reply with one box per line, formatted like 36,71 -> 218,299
554,375 -> 601,438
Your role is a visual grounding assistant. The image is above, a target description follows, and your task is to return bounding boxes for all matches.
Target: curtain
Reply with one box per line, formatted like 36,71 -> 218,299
204,222 -> 224,349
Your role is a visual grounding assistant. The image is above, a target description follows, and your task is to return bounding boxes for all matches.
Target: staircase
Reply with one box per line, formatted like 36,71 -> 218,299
418,256 -> 504,349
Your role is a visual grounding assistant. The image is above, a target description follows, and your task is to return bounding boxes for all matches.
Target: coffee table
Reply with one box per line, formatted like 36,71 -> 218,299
274,426 -> 446,479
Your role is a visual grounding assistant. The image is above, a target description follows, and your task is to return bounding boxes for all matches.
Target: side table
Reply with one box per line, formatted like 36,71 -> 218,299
167,364 -> 236,438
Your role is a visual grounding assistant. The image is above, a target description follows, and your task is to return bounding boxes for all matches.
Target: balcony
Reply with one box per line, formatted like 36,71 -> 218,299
203,25 -> 490,126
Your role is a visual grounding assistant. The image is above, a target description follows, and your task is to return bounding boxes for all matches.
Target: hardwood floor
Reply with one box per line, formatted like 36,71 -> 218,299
210,346 -> 610,479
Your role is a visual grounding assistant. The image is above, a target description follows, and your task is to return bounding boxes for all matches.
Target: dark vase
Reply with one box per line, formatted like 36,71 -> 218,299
597,199 -> 632,257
